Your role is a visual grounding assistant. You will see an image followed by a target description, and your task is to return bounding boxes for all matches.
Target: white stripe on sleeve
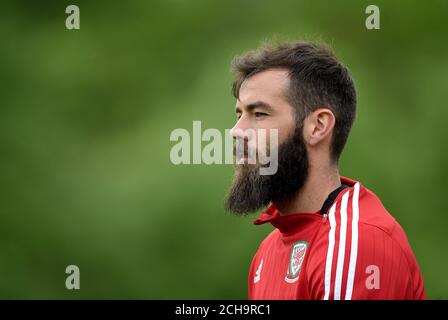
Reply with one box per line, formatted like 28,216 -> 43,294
344,182 -> 360,300
334,190 -> 350,300
323,202 -> 337,300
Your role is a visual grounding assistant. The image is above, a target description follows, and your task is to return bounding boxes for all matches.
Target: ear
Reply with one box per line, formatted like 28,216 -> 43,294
303,108 -> 336,147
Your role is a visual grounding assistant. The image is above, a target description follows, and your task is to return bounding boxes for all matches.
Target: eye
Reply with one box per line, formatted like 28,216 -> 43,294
254,112 -> 268,118
236,113 -> 242,120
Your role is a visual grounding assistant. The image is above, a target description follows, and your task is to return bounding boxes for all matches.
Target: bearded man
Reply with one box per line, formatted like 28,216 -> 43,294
224,41 -> 425,300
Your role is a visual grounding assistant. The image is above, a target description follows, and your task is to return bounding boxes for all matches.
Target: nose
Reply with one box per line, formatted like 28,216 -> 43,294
230,116 -> 259,160
230,115 -> 251,140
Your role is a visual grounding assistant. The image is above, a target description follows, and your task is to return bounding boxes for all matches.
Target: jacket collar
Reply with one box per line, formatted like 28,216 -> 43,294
253,176 -> 358,233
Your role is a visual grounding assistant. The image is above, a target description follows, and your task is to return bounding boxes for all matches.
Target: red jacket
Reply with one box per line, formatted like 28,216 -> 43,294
248,176 -> 425,300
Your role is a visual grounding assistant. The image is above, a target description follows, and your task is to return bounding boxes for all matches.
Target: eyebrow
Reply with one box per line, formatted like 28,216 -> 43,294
235,101 -> 274,113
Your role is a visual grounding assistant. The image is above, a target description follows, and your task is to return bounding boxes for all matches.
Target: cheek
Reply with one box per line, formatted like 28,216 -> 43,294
276,114 -> 296,144
254,111 -> 296,151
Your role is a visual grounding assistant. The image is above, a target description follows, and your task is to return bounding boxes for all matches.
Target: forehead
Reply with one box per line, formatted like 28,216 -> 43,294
237,69 -> 291,106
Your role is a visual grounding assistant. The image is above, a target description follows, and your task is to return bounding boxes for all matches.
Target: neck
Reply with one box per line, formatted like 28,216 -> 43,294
274,163 -> 341,215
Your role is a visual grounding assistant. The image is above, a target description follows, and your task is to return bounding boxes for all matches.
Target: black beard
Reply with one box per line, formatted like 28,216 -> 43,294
224,124 -> 309,215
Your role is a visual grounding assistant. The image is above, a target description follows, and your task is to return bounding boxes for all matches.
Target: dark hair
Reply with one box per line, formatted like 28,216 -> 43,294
231,41 -> 357,162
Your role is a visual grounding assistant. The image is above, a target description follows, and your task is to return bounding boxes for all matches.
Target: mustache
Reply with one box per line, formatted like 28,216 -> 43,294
232,145 -> 261,166
232,143 -> 274,170
232,142 -> 269,157
233,145 -> 250,158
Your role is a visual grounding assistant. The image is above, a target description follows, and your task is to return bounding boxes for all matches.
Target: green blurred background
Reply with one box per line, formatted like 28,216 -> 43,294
0,0 -> 447,299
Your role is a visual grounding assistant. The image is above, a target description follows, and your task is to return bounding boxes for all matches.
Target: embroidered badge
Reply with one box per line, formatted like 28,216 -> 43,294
285,241 -> 308,283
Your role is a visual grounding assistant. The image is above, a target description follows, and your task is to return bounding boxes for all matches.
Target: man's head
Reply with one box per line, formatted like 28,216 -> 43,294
225,41 -> 357,215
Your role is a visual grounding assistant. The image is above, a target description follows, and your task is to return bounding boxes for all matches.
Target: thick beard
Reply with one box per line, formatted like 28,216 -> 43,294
224,123 -> 309,215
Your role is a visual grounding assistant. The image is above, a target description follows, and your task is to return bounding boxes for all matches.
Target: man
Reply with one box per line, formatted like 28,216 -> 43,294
224,41 -> 425,300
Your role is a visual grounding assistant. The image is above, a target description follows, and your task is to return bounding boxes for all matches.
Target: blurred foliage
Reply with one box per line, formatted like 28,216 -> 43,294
0,0 -> 447,299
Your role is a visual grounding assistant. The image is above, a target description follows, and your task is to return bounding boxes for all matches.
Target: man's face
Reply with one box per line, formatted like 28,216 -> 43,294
225,69 -> 310,215
232,69 -> 296,157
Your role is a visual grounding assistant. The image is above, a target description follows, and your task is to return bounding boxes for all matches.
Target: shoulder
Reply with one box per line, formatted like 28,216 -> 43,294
311,182 -> 416,267
357,185 -> 397,235
357,185 -> 419,264
307,181 -> 425,299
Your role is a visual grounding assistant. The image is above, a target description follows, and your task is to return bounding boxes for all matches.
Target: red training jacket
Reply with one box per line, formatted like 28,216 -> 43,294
248,176 -> 425,300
